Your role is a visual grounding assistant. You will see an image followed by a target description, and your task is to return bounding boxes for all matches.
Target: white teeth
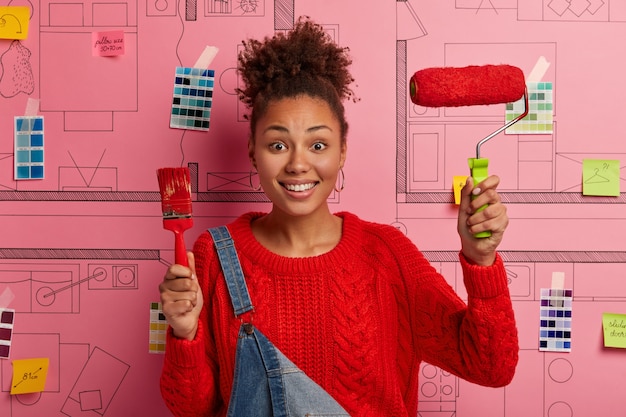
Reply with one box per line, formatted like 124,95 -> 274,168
284,183 -> 315,192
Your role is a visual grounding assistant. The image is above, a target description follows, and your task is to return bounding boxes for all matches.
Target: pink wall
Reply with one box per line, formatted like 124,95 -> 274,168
0,1 -> 624,416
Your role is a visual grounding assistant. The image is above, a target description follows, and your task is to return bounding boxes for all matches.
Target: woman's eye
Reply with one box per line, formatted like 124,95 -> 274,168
270,142 -> 285,151
312,142 -> 327,151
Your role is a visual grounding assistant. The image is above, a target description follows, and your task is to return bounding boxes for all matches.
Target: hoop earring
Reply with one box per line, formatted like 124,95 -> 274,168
249,171 -> 262,191
334,168 -> 345,193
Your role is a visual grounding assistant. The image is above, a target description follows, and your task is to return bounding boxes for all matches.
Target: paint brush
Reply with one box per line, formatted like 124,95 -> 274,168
157,167 -> 193,266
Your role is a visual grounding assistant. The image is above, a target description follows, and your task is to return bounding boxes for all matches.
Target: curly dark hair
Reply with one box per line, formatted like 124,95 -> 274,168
236,17 -> 356,142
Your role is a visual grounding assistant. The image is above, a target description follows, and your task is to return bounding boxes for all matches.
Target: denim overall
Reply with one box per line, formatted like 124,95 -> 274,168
209,226 -> 350,417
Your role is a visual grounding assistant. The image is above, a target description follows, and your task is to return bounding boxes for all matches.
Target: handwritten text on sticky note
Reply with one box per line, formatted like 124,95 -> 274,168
92,30 -> 125,57
582,159 -> 620,197
0,7 -> 30,40
602,312 -> 626,348
11,357 -> 49,394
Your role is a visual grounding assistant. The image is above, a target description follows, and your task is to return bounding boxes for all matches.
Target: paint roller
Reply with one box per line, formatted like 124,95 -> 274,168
409,64 -> 529,238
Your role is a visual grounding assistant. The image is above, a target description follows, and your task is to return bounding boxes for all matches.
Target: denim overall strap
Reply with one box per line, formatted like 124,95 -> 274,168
209,226 -> 288,416
208,226 -> 253,317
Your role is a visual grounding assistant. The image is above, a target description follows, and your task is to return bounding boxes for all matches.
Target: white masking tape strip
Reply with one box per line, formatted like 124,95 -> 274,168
550,271 -> 565,307
0,287 -> 15,309
527,56 -> 550,83
551,271 -> 565,290
193,45 -> 219,69
24,98 -> 40,116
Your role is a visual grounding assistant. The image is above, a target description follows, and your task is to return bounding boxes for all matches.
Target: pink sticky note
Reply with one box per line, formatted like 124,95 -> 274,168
92,30 -> 125,57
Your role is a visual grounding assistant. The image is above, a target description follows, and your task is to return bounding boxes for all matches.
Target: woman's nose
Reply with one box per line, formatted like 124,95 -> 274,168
286,148 -> 310,173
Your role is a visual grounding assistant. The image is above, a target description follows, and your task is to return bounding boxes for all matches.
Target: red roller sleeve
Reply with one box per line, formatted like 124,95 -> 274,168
410,64 -> 526,107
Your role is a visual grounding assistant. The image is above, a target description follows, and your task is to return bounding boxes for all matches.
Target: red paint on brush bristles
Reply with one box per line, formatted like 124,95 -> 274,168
409,64 -> 526,108
157,167 -> 193,266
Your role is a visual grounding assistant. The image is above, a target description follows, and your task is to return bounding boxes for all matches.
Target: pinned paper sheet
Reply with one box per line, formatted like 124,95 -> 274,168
0,7 -> 30,40
505,81 -> 553,134
170,46 -> 219,131
149,302 -> 167,354
602,313 -> 626,349
170,67 -> 215,131
453,175 -> 468,205
14,116 -> 45,180
170,46 -> 219,132
11,358 -> 49,394
92,30 -> 125,56
582,159 -> 620,196
0,308 -> 15,358
539,287 -> 572,352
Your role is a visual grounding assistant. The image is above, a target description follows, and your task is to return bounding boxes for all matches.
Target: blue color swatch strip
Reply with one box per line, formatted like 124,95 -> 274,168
539,288 -> 573,352
170,67 -> 215,131
14,116 -> 45,180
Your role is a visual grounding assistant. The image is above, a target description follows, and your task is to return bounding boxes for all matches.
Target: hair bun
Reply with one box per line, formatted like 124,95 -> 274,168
237,16 -> 355,107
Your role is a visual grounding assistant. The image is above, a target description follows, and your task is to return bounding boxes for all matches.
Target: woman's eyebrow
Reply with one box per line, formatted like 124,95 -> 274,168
307,125 -> 333,133
262,124 -> 289,134
262,124 -> 333,134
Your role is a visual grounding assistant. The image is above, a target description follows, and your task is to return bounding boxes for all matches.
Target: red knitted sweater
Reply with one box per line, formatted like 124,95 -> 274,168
160,212 -> 518,416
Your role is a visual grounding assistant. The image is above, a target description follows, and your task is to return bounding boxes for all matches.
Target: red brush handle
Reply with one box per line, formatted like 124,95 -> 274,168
173,229 -> 189,267
163,218 -> 193,267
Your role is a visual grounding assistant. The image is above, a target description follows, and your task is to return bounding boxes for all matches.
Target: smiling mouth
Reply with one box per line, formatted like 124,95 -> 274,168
282,182 -> 317,192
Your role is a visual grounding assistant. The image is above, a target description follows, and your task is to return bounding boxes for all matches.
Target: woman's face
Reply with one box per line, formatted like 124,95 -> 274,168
249,95 -> 347,219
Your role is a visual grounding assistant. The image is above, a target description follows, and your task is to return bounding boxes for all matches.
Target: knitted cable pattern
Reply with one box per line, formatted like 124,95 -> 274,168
160,211 -> 519,417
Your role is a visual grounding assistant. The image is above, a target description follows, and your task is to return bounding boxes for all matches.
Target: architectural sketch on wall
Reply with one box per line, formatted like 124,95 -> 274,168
61,347 -> 130,416
0,334 -> 128,417
39,0 -> 139,129
0,0 -> 624,415
0,40 -> 34,99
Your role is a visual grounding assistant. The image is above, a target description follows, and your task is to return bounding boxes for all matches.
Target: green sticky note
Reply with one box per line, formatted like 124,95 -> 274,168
582,159 -> 620,196
602,313 -> 626,348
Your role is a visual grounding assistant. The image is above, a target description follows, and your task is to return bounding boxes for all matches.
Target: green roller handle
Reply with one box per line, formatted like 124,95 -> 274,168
467,157 -> 491,238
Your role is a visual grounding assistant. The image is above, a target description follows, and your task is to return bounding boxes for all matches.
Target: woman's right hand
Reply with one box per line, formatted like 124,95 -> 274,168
159,251 -> 203,341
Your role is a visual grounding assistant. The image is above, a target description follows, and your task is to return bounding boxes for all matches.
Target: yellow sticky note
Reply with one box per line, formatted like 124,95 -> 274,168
10,358 -> 49,394
0,7 -> 30,40
603,313 -> 626,349
453,175 -> 468,205
582,159 -> 620,196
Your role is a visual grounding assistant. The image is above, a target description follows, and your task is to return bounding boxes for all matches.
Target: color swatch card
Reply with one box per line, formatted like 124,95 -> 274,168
506,81 -> 553,134
14,115 -> 44,179
0,308 -> 15,358
149,302 -> 167,354
539,288 -> 572,352
170,67 -> 215,131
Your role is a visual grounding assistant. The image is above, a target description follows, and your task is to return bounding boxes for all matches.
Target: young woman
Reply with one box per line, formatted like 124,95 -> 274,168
159,17 -> 518,417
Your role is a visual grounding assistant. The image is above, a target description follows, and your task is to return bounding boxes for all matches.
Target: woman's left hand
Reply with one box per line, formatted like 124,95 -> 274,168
457,175 -> 509,266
